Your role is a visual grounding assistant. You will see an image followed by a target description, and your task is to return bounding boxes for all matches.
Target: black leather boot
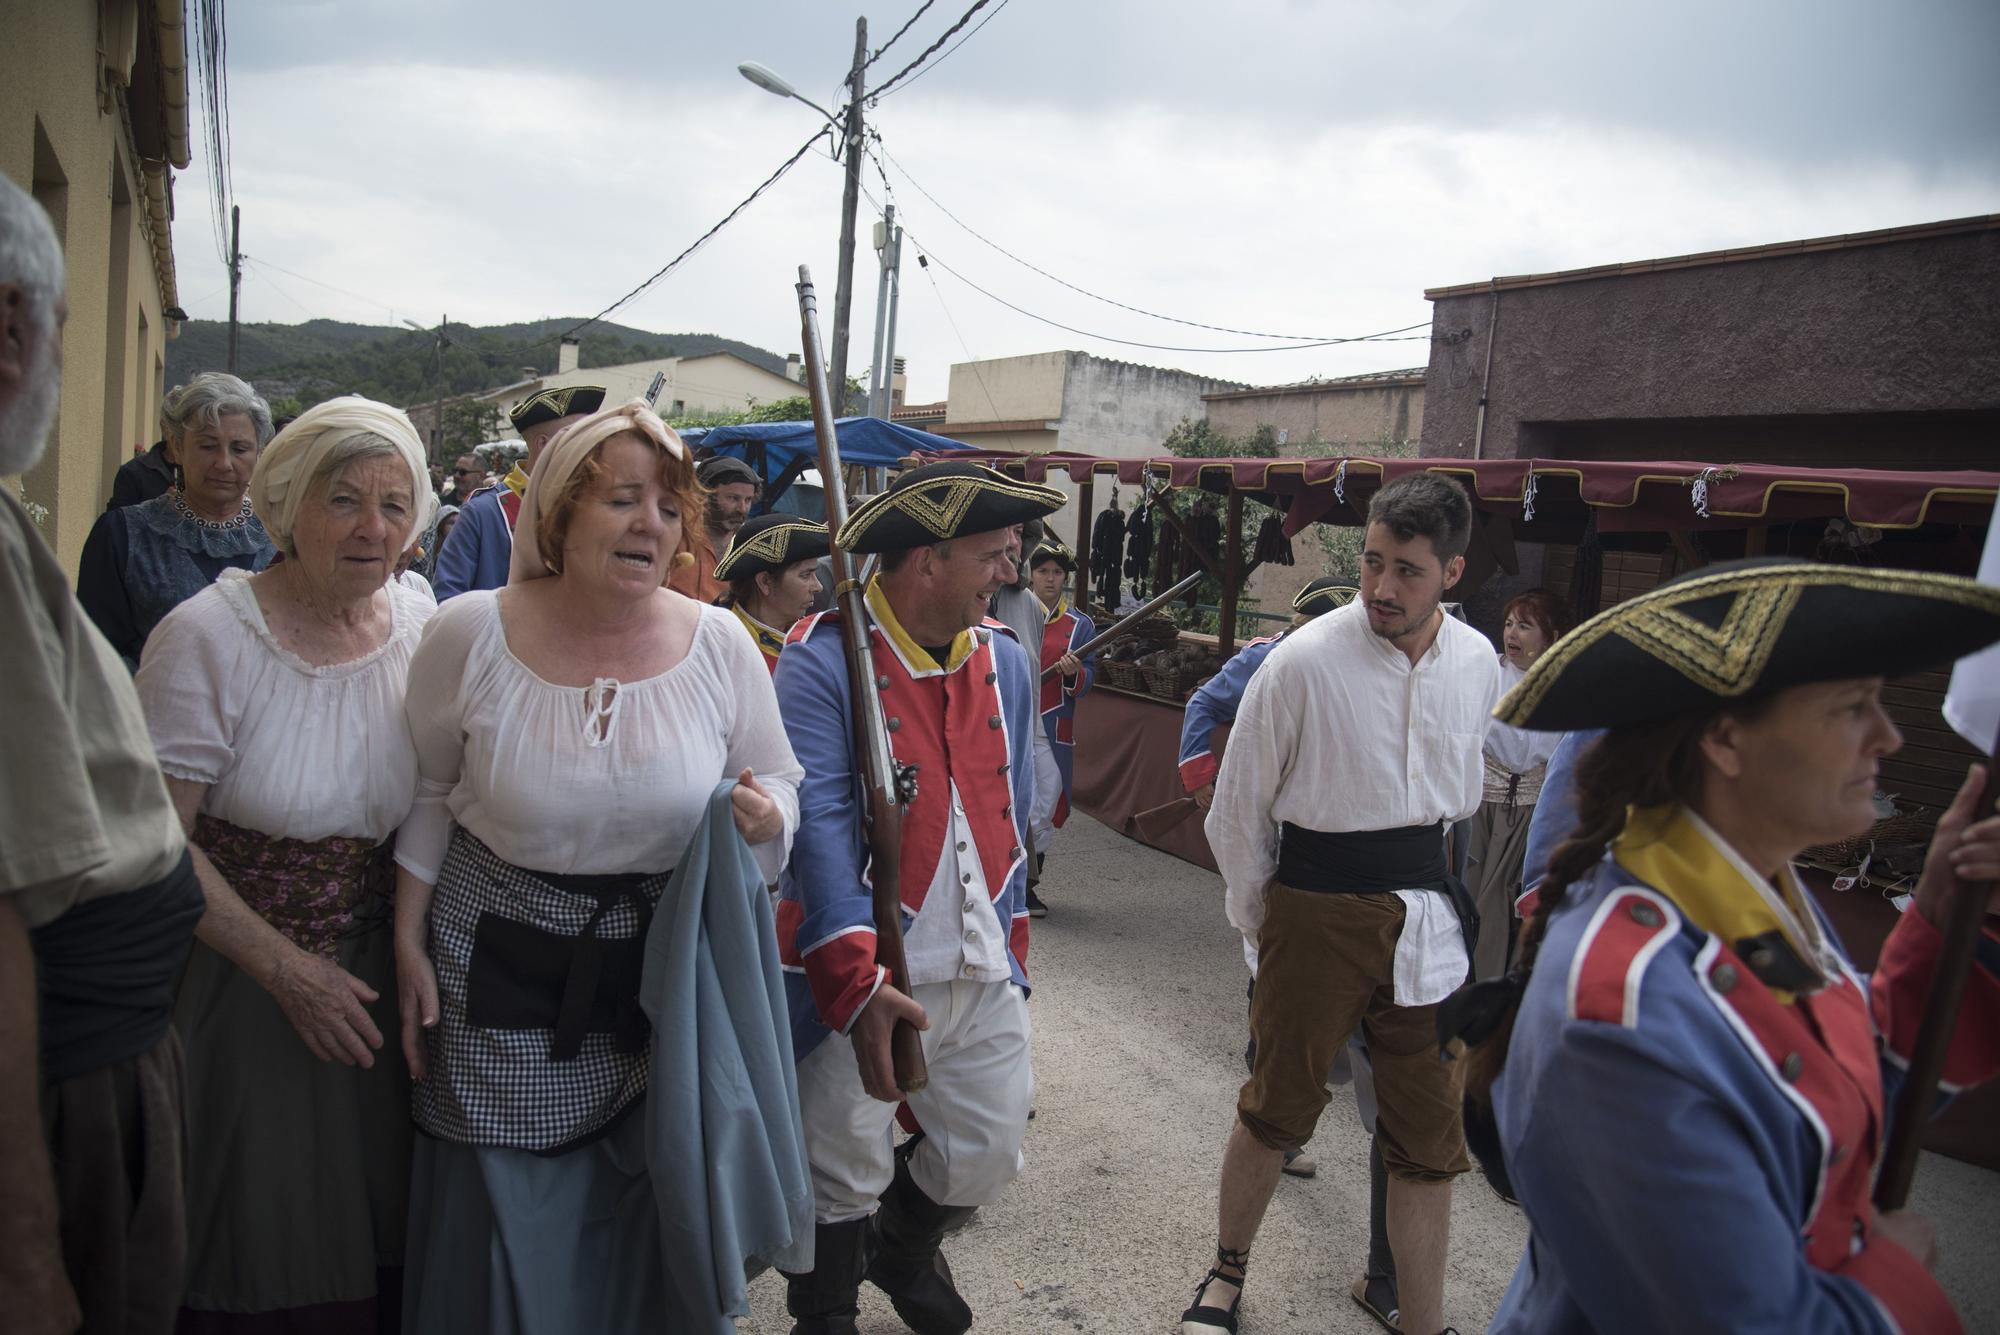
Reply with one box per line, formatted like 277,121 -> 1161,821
783,1218 -> 873,1335
866,1155 -> 976,1335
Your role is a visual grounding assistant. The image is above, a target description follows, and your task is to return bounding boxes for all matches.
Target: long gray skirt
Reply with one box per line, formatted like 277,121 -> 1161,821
1467,798 -> 1537,982
402,1102 -> 671,1334
175,921 -> 410,1319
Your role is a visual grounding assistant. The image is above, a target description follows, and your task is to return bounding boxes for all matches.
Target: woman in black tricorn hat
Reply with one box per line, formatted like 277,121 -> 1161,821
1444,558 -> 2000,1333
714,513 -> 830,672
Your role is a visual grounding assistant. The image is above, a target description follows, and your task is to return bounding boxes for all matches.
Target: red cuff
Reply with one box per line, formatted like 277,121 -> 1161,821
1871,909 -> 2000,1092
802,927 -> 887,1034
1180,752 -> 1218,793
1010,910 -> 1030,973
1838,1230 -> 1964,1334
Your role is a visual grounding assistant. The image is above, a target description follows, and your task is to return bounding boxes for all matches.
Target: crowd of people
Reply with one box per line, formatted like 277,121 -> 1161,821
7,160 -> 2000,1335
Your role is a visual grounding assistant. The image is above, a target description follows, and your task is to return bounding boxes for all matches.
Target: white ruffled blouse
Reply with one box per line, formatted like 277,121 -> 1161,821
135,568 -> 436,842
393,591 -> 802,885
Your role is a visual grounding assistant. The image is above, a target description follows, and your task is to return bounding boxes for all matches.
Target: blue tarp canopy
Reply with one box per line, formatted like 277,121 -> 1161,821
678,417 -> 973,484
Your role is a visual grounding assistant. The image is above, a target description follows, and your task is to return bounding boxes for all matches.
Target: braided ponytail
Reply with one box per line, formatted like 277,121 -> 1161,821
1460,710 -> 1725,1097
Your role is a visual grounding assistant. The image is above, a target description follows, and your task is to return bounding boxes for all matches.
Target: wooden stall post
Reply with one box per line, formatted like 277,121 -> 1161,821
1075,472 -> 1095,605
1218,490 -> 1243,658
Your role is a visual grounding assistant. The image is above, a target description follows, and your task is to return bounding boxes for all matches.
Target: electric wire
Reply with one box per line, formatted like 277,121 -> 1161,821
876,144 -> 1399,343
865,0 -> 939,69
871,0 -> 1013,100
859,152 -> 1432,354
865,0 -> 998,102
241,257 -> 405,320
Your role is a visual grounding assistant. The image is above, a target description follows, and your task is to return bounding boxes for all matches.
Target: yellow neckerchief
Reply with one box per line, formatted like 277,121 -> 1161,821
503,464 -> 530,499
1046,594 -> 1071,622
732,603 -> 787,660
1613,803 -> 1838,1003
864,576 -> 976,674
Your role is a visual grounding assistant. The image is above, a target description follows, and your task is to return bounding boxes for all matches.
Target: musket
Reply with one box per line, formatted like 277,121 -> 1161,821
1133,795 -> 1201,843
1039,569 -> 1206,679
643,371 -> 666,408
1874,732 -> 2000,1208
795,266 -> 927,1092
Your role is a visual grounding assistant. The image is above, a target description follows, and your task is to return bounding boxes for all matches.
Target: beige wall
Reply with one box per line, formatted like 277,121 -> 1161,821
1204,377 -> 1425,451
3,0 -> 179,575
945,352 -> 1067,423
484,353 -> 803,438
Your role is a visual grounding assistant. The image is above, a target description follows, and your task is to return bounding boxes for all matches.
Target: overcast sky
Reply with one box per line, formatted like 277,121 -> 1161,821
169,0 -> 2000,406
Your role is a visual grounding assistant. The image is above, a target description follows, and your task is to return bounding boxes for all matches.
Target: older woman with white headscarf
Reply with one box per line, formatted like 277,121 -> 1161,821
134,396 -> 436,1332
393,399 -> 804,1332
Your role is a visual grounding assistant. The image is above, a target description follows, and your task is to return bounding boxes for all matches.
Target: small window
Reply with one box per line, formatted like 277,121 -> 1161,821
671,399 -> 686,416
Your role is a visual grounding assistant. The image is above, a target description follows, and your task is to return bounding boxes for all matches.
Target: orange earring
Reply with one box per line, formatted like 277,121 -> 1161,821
673,551 -> 696,570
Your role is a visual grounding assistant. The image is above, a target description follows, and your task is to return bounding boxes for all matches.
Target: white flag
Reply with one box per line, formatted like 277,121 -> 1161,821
1944,517 -> 2000,756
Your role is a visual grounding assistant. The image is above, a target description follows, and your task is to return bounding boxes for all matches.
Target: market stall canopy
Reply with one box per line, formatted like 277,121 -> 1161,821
684,417 -> 974,482
916,449 -> 1999,536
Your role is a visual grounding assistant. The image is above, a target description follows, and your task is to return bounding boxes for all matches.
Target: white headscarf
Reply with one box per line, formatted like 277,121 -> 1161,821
250,395 -> 436,553
507,398 -> 688,585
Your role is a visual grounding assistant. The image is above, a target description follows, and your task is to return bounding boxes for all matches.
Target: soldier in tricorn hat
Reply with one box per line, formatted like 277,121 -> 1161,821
432,384 -> 605,600
772,461 -> 1065,1335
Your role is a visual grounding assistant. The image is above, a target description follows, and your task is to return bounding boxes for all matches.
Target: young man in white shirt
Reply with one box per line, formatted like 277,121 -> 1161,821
1182,474 -> 1501,1335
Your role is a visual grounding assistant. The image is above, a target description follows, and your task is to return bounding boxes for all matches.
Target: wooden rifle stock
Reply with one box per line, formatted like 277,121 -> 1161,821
796,267 -> 927,1092
1133,795 -> 1201,843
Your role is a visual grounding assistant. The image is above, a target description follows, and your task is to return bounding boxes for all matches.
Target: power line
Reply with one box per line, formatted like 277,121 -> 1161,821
876,144 -> 1398,342
865,0 -> 939,69
866,0 -> 998,102
241,257 -> 404,320
872,0 -> 1013,99
915,250 -> 1002,420
911,236 -> 1433,354
537,126 -> 832,353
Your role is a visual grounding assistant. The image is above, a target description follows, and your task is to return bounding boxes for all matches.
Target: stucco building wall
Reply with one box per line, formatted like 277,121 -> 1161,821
3,0 -> 185,575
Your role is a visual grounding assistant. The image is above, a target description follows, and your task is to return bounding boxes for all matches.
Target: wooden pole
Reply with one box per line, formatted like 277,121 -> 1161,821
1075,472 -> 1095,604
1218,490 -> 1243,658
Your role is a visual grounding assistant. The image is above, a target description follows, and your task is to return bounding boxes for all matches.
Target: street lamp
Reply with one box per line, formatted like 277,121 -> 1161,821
740,19 -> 868,417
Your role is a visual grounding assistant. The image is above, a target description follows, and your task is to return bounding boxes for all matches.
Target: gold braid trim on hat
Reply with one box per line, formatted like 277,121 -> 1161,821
1495,563 -> 2000,726
838,473 -> 1066,550
713,519 -> 826,580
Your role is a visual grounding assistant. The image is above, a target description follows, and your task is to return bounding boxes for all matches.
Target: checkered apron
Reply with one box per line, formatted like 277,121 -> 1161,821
413,826 -> 670,1152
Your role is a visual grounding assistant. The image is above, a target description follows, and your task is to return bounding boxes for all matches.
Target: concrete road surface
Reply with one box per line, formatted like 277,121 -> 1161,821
743,812 -> 2000,1333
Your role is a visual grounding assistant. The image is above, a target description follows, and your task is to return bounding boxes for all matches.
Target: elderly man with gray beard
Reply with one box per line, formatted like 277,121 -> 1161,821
0,171 -> 204,1335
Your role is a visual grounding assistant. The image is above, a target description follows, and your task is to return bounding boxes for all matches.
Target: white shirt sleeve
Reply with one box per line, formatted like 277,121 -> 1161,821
712,610 -> 804,883
135,588 -> 244,785
394,596 -> 479,885
1204,650 -> 1297,945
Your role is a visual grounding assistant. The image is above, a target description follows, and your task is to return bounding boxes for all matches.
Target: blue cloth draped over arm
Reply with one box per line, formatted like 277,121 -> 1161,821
640,780 -> 814,1330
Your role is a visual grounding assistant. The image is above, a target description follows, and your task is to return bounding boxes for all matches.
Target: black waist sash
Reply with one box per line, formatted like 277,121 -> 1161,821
31,850 -> 204,1085
1276,822 -> 1481,962
466,866 -> 666,1064
1278,822 -> 1448,893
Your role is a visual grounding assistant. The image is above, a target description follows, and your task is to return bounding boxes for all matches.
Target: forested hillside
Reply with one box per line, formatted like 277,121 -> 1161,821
166,318 -> 788,414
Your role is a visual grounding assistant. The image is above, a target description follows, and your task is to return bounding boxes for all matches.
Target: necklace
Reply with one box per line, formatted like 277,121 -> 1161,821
170,488 -> 256,531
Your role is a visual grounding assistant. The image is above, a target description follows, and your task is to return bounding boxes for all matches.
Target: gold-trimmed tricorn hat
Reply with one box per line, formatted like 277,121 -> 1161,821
713,514 -> 830,581
509,384 -> 607,431
1494,558 -> 2000,731
1293,577 -> 1360,617
1027,537 -> 1077,572
836,461 -> 1065,555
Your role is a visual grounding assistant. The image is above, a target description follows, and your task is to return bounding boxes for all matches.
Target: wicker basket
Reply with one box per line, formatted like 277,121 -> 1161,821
1098,660 -> 1146,692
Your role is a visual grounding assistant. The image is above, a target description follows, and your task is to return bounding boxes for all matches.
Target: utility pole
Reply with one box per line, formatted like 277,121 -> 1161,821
828,16 -> 867,419
879,222 -> 904,418
431,314 -> 447,459
226,205 -> 241,373
866,203 -> 895,418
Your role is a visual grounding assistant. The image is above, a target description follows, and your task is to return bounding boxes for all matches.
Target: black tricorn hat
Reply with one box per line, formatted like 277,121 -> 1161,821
714,514 -> 830,581
1028,538 -> 1076,572
1495,558 -> 2000,732
509,384 -> 606,430
1293,577 -> 1359,617
836,461 -> 1065,555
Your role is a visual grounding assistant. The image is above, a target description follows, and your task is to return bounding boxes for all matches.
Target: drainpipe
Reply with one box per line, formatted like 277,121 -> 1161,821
1471,279 -> 1499,460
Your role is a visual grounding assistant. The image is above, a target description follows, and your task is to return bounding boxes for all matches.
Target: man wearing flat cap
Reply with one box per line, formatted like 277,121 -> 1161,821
672,454 -> 762,604
772,461 -> 1065,1335
715,513 -> 829,672
432,384 -> 605,600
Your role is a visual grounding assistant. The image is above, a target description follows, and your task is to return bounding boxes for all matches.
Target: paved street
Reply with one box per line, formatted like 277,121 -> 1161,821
745,812 -> 2000,1333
